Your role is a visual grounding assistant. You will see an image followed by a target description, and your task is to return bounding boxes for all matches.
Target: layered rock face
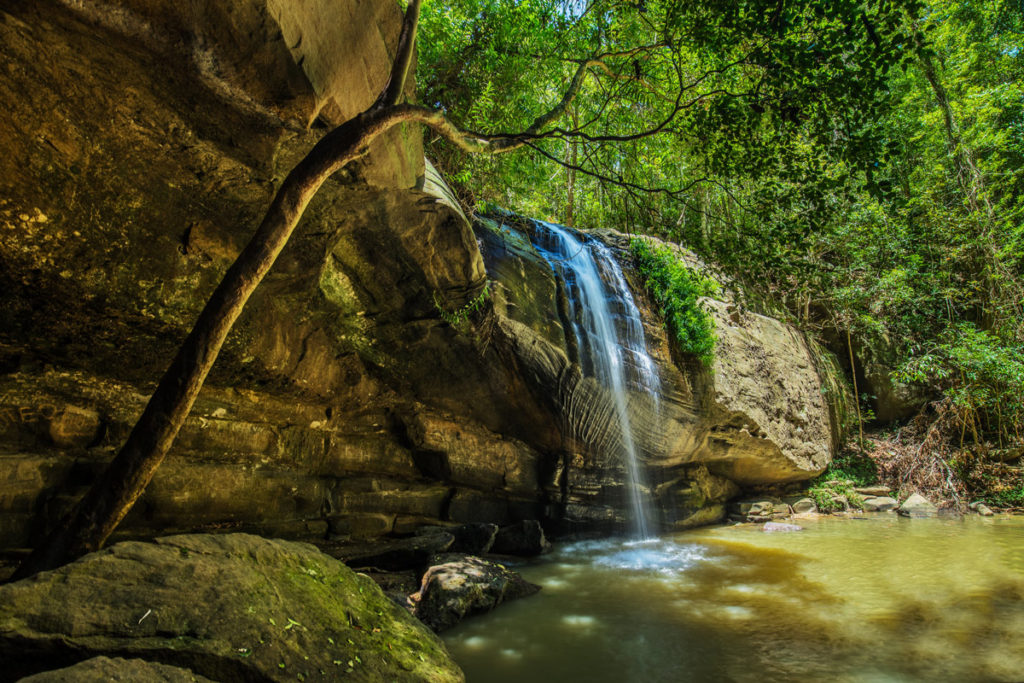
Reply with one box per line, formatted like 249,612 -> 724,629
0,0 -> 554,550
476,217 -> 836,530
0,0 -> 838,551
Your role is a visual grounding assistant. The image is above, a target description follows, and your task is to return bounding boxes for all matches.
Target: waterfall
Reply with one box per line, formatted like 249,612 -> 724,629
530,220 -> 660,539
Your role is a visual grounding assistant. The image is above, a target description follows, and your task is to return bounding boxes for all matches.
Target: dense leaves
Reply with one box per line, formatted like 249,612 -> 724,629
630,239 -> 717,365
420,0 -> 1024,454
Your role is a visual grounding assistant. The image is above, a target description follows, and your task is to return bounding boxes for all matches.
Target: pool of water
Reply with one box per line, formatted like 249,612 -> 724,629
443,515 -> 1024,682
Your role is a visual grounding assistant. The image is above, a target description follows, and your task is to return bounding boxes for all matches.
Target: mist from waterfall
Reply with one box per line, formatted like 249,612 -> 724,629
530,220 -> 660,539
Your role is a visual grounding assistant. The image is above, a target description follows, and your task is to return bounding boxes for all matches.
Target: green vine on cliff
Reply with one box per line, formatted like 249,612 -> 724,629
630,239 -> 718,366
432,280 -> 492,328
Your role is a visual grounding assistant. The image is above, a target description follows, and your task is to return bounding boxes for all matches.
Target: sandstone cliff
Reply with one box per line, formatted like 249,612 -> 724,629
0,0 -> 841,552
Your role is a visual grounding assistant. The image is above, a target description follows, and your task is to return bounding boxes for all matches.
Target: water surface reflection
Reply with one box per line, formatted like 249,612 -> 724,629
444,515 -> 1024,682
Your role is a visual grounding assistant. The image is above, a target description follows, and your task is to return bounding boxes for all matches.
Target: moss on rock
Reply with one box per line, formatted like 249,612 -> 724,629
0,534 -> 464,682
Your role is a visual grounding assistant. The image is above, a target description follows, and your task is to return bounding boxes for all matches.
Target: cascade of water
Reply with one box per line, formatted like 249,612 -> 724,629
531,220 -> 660,539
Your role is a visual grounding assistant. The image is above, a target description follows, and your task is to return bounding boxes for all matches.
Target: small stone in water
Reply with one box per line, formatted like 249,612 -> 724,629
762,522 -> 802,533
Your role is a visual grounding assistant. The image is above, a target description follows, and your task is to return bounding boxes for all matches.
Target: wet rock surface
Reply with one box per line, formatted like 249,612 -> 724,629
0,534 -> 463,683
411,554 -> 541,632
479,218 -> 842,531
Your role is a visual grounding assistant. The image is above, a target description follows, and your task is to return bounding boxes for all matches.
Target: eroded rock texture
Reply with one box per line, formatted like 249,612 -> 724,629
0,0 -> 840,549
477,217 -> 837,530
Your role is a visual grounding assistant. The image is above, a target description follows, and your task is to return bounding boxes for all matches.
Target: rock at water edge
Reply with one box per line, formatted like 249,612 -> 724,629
862,496 -> 898,512
411,554 -> 541,632
898,493 -> 938,518
417,523 -> 499,555
491,520 -> 551,556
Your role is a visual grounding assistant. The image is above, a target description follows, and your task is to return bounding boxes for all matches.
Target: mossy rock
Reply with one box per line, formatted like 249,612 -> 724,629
0,534 -> 464,682
18,656 -> 215,682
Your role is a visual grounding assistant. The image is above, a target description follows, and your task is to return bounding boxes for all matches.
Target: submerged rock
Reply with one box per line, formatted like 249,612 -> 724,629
729,499 -> 793,523
491,520 -> 551,556
0,534 -> 463,682
973,503 -> 995,517
411,554 -> 541,632
898,493 -> 938,518
18,657 -> 214,682
762,522 -> 803,532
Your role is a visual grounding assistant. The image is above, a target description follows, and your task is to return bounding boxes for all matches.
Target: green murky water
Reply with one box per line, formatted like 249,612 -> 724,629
443,515 -> 1024,682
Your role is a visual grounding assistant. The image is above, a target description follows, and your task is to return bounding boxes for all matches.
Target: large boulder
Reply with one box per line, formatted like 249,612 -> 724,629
411,554 -> 541,632
0,534 -> 463,682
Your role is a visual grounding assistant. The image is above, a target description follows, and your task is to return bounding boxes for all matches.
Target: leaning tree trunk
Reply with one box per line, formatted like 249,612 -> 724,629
11,113 -> 383,579
11,0 -> 424,581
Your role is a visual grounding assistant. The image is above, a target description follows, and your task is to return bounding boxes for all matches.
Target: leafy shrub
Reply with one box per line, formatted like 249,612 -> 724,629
898,322 -> 1024,446
432,281 -> 492,327
630,239 -> 718,366
807,481 -> 866,513
822,449 -> 879,486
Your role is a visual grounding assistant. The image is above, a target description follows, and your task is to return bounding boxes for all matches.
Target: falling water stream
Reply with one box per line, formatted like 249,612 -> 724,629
530,220 -> 660,539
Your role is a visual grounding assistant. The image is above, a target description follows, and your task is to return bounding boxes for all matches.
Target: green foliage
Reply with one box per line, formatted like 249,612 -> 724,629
807,480 -> 866,513
822,450 -> 880,487
420,0 -> 1024,464
899,323 -> 1024,445
987,484 -> 1024,509
629,239 -> 717,365
432,281 -> 492,328
808,449 -> 877,512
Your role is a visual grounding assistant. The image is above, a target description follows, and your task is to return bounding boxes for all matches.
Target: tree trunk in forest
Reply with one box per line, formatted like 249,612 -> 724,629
846,328 -> 865,449
914,36 -> 1023,329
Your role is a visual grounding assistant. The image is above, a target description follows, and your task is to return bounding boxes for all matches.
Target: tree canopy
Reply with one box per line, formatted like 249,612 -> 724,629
420,0 -> 1024,452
